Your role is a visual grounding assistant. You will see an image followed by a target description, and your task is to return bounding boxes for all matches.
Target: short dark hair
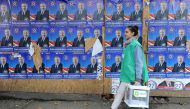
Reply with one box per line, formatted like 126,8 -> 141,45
127,25 -> 139,36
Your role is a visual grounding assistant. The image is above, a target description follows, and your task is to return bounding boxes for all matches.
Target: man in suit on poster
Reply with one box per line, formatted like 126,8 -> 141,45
111,56 -> 121,72
17,3 -> 30,21
55,2 -> 68,20
36,3 -> 49,20
154,28 -> 168,46
111,29 -> 123,47
86,57 -> 97,73
19,29 -> 31,47
0,4 -> 11,22
75,3 -> 87,20
14,57 -> 27,73
94,29 -> 102,44
0,57 -> 9,73
173,28 -> 187,47
93,3 -> 104,20
50,56 -> 63,73
1,29 -> 13,47
55,29 -> 67,47
37,30 -> 49,47
154,55 -> 167,72
32,63 -> 45,73
68,57 -> 81,73
172,55 -> 185,72
72,29 -> 85,47
130,2 -> 143,21
155,2 -> 168,20
112,3 -> 124,21
175,2 -> 188,20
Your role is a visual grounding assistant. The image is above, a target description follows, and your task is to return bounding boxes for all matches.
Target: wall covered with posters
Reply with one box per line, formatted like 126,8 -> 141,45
0,0 -> 190,94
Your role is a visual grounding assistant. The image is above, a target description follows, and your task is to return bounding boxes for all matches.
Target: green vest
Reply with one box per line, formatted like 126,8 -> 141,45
120,39 -> 149,83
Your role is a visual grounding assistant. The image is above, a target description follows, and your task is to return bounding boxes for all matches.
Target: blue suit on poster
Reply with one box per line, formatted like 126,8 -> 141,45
86,63 -> 97,73
14,63 -> 27,73
1,36 -> 13,47
173,36 -> 186,47
17,10 -> 30,21
55,10 -> 68,20
68,63 -> 80,73
36,10 -> 49,20
37,37 -> 49,47
75,9 -> 87,20
111,37 -> 123,47
19,37 -> 31,47
72,37 -> 85,47
155,9 -> 168,20
154,36 -> 168,46
0,63 -> 9,73
0,11 -> 11,22
111,62 -> 121,72
175,9 -> 188,20
172,62 -> 185,72
55,37 -> 67,47
50,63 -> 63,73
112,10 -> 124,21
154,62 -> 167,72
130,10 -> 143,21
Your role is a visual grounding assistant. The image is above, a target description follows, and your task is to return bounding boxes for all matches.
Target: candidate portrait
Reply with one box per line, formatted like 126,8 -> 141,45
175,2 -> 188,20
112,3 -> 124,21
55,29 -> 67,47
172,55 -> 185,72
86,57 -> 97,73
68,56 -> 81,73
75,2 -> 87,20
154,55 -> 167,72
17,3 -> 30,21
19,29 -> 31,47
37,29 -> 49,47
130,2 -> 142,21
14,57 -> 27,73
154,28 -> 168,46
50,56 -> 63,73
0,56 -> 9,73
55,2 -> 68,20
111,29 -> 123,47
173,28 -> 187,47
155,2 -> 168,20
94,29 -> 102,44
0,4 -> 11,22
72,29 -> 85,47
111,55 -> 121,72
35,3 -> 49,20
1,29 -> 13,47
93,3 -> 104,20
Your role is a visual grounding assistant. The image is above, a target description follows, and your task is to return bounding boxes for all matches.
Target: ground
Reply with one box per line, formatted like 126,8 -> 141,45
0,92 -> 190,109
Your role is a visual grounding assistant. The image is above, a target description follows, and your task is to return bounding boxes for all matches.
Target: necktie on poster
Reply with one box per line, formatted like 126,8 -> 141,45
92,38 -> 103,57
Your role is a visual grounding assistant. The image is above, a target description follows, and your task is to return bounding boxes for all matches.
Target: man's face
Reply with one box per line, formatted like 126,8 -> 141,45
94,30 -> 100,37
59,30 -> 65,38
91,57 -> 96,64
19,57 -> 24,64
116,30 -> 121,38
1,5 -> 7,12
159,56 -> 165,63
59,3 -> 65,11
115,56 -> 121,63
178,56 -> 183,63
4,29 -> 10,37
160,2 -> 167,11
97,3 -> 102,10
135,3 -> 140,11
41,30 -> 47,38
117,4 -> 122,12
23,30 -> 29,38
40,4 -> 46,11
21,4 -> 27,11
78,3 -> 83,10
54,57 -> 60,64
178,29 -> 185,37
180,2 -> 186,10
77,31 -> 83,39
159,29 -> 165,37
1,57 -> 6,64
73,57 -> 78,65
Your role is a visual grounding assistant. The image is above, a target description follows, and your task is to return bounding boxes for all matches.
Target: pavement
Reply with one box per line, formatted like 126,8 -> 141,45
1,92 -> 190,109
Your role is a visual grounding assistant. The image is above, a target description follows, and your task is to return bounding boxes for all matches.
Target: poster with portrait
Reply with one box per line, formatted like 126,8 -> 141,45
12,26 -> 30,47
168,0 -> 190,20
148,26 -> 169,47
30,25 -> 49,48
148,48 -> 167,78
0,0 -> 11,23
149,0 -> 169,20
123,0 -> 142,21
11,0 -> 30,22
105,53 -> 122,78
0,53 -> 11,78
0,25 -> 13,50
29,0 -> 49,21
167,25 -> 187,47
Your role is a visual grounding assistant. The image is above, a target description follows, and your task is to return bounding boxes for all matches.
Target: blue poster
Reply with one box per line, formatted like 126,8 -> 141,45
0,0 -> 11,23
148,26 -> 168,47
123,0 -> 142,21
149,0 -> 169,20
12,26 -> 30,47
